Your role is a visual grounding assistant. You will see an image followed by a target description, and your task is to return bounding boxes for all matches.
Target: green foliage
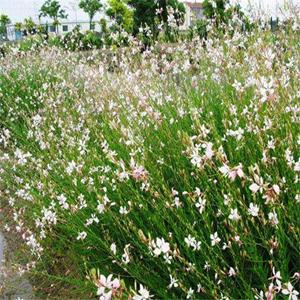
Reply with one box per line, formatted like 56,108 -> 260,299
14,22 -> 23,32
60,26 -> 103,50
39,0 -> 67,33
189,19 -> 208,40
128,0 -> 185,38
203,0 -> 228,22
202,0 -> 251,30
106,0 -> 134,33
1,18 -> 300,299
24,18 -> 36,34
79,0 -> 103,30
99,18 -> 113,45
0,14 -> 11,39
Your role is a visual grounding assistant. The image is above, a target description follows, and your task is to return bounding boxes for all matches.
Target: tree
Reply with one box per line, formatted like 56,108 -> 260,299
203,0 -> 251,31
39,0 -> 68,34
0,14 -> 11,40
106,0 -> 133,33
202,0 -> 229,26
128,0 -> 185,37
24,18 -> 36,35
79,0 -> 103,30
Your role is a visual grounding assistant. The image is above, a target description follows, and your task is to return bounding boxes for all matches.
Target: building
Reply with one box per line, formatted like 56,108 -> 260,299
42,21 -> 102,35
180,0 -> 204,29
5,21 -> 102,42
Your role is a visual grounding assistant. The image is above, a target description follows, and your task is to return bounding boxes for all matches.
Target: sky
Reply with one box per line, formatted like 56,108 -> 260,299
0,0 -> 300,23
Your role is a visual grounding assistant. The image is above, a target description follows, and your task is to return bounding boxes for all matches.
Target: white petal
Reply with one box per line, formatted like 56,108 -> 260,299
249,183 -> 260,193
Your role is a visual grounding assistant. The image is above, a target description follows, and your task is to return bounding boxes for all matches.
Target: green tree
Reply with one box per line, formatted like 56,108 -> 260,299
0,14 -> 11,40
39,0 -> 68,34
79,0 -> 103,30
203,0 -> 251,31
24,18 -> 36,34
203,0 -> 228,26
128,0 -> 185,37
106,0 -> 133,33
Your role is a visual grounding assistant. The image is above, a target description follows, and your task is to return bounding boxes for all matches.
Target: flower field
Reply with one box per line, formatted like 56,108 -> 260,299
0,16 -> 300,299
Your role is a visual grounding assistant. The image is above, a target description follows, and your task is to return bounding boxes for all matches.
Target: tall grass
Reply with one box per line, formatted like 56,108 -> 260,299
0,15 -> 299,299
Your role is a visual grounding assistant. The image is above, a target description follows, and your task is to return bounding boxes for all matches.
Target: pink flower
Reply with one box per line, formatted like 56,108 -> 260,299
96,274 -> 120,300
130,158 -> 148,181
219,163 -> 244,181
249,183 -> 261,194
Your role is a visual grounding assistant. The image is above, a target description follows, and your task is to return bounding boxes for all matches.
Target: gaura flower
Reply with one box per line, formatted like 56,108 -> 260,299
210,232 -> 221,246
152,237 -> 170,256
248,203 -> 259,217
133,284 -> 153,300
96,274 -> 121,300
282,282 -> 299,300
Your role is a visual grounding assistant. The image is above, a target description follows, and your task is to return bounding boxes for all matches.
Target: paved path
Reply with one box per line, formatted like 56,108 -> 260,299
0,231 -> 34,300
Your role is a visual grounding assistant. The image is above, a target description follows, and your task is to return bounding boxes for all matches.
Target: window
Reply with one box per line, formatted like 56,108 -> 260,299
62,25 -> 68,32
49,25 -> 56,33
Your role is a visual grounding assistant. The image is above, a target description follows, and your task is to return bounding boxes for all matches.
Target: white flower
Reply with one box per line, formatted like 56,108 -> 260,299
210,232 -> 221,246
14,148 -> 32,165
229,208 -> 240,221
249,183 -> 261,194
219,164 -> 244,181
272,184 -> 280,195
219,164 -> 230,176
184,234 -> 201,251
97,203 -> 105,214
186,288 -> 194,299
249,176 -> 265,194
204,142 -> 214,159
66,160 -> 77,175
195,197 -> 206,214
32,114 -> 42,127
191,149 -> 202,168
282,282 -> 299,300
197,283 -> 203,293
228,267 -> 236,277
77,231 -> 87,241
268,211 -> 279,226
57,194 -> 69,210
119,206 -> 129,215
110,243 -> 117,255
294,159 -> 300,172
248,203 -> 259,217
153,238 -> 170,256
133,284 -> 153,300
96,274 -> 120,300
168,275 -> 179,289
